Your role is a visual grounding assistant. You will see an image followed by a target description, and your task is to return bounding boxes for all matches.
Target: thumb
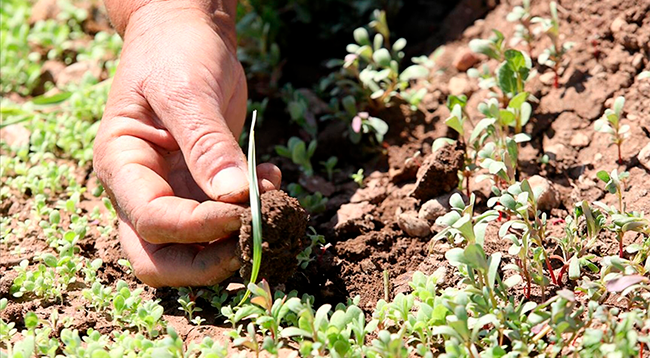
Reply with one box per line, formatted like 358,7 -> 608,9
151,75 -> 250,203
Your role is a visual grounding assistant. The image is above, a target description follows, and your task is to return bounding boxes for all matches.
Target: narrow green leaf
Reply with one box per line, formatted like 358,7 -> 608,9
240,111 -> 263,305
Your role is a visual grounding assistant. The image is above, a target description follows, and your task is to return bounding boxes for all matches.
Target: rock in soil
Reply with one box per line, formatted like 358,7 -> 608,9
638,141 -> 650,171
409,142 -> 464,201
453,50 -> 479,72
570,132 -> 591,148
527,175 -> 561,212
332,201 -> 375,235
396,211 -> 431,237
237,190 -> 308,285
418,190 -> 464,223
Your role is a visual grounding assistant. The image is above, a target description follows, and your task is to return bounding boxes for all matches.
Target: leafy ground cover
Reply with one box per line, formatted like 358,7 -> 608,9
2,0 -> 650,357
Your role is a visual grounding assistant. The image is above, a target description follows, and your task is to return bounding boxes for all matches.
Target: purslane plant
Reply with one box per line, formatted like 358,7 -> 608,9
507,0 -> 534,54
594,96 -> 629,164
342,10 -> 429,109
492,180 -> 558,299
275,136 -> 317,176
532,1 -> 574,88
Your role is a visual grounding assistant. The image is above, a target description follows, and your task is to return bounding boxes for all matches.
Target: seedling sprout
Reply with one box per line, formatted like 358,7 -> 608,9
240,110 -> 263,304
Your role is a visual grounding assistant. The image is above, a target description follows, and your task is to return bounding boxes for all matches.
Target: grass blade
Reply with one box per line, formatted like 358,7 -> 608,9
239,110 -> 263,304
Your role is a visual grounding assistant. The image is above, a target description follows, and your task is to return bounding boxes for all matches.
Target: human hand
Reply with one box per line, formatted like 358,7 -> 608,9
94,0 -> 280,287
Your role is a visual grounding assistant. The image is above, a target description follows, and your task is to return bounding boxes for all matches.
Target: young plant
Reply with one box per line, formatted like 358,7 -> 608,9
275,137 -> 317,176
532,1 -> 574,88
597,169 -> 649,258
296,227 -> 327,269
553,201 -> 605,283
342,10 -> 429,108
507,0 -> 534,54
432,193 -> 499,248
320,156 -> 339,181
287,183 -> 328,214
351,168 -> 365,187
178,288 -> 204,326
594,96 -> 628,164
241,110 -> 263,304
492,180 -> 558,298
350,112 -> 389,145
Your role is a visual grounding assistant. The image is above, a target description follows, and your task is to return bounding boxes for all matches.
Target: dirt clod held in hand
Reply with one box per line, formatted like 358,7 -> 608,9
237,190 -> 308,285
409,142 -> 464,201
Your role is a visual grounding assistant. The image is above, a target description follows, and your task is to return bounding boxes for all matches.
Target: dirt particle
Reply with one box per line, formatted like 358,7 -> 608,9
396,211 -> 431,237
409,142 -> 464,201
527,175 -> 561,212
237,190 -> 308,285
570,132 -> 591,148
453,50 -> 479,72
418,190 -> 462,223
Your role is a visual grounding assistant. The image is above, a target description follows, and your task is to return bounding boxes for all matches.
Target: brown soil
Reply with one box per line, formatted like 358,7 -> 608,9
3,0 -> 650,350
237,190 -> 308,285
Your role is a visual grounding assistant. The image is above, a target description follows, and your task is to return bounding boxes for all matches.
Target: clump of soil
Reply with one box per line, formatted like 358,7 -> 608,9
409,141 -> 464,201
237,190 -> 308,285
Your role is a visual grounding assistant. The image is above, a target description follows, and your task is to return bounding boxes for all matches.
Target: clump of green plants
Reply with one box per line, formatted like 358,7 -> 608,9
507,0 -> 533,54
594,96 -> 629,164
288,183 -> 328,214
341,10 -> 429,109
532,1 -> 574,88
275,137 -> 317,176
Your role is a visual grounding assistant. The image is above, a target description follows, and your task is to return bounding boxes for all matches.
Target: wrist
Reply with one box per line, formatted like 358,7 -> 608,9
105,0 -> 237,51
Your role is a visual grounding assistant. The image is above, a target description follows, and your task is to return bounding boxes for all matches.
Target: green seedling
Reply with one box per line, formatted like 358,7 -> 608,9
350,112 -> 389,145
342,10 -> 429,108
553,201 -> 605,283
532,1 -> 574,88
596,169 -> 649,258
178,291 -> 204,326
297,227 -> 327,269
432,193 -> 498,248
597,169 -> 629,213
351,168 -> 365,187
492,180 -> 558,298
441,96 -> 478,196
241,110 -> 263,304
507,0 -> 534,54
287,183 -> 328,214
594,96 -> 628,164
469,29 -> 507,62
237,10 -> 282,88
275,137 -> 317,176
638,71 -> 650,80
320,156 -> 339,181
284,86 -> 318,138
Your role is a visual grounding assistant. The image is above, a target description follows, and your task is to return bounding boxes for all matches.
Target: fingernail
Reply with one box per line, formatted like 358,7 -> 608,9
228,257 -> 242,271
212,167 -> 248,200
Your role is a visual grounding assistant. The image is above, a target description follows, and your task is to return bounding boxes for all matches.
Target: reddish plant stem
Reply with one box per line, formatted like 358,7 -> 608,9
619,237 -> 624,258
618,144 -> 623,165
545,255 -> 558,285
517,257 -> 532,299
557,264 -> 568,284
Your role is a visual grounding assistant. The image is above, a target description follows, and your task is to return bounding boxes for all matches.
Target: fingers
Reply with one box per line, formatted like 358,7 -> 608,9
119,220 -> 241,287
143,42 -> 250,203
96,132 -> 245,244
257,162 -> 282,193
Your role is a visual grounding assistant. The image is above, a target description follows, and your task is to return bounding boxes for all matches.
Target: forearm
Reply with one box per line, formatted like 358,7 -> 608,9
104,0 -> 236,45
